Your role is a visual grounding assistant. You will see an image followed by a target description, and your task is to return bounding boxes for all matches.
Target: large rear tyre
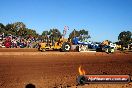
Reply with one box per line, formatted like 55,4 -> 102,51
61,42 -> 71,52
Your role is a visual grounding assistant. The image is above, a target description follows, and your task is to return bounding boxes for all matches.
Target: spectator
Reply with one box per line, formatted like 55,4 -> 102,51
0,33 -> 41,48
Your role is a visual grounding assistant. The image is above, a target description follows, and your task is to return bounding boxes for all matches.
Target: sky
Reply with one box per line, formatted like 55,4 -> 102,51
0,0 -> 132,42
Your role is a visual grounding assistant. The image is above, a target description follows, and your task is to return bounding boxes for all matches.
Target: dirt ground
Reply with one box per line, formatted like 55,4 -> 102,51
0,49 -> 132,88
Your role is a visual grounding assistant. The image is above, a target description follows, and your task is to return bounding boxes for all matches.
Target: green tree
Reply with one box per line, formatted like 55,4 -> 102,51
5,22 -> 26,36
42,31 -> 49,36
69,29 -> 90,41
0,22 -> 39,38
0,23 -> 5,33
13,22 -> 26,36
42,29 -> 61,41
5,23 -> 16,35
26,29 -> 39,38
69,29 -> 79,39
13,22 -> 26,29
79,29 -> 90,40
5,24 -> 14,31
49,29 -> 61,38
50,28 -> 61,41
118,31 -> 132,47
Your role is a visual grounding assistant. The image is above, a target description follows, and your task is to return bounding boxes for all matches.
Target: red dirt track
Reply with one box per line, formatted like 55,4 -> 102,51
0,48 -> 132,88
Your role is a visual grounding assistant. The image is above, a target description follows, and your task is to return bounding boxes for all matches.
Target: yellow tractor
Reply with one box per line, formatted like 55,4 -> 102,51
98,40 -> 115,53
38,36 -> 71,52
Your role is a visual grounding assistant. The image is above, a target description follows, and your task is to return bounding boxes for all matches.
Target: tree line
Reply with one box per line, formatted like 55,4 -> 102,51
0,22 -> 39,38
0,22 -> 131,47
118,31 -> 132,47
0,22 -> 90,41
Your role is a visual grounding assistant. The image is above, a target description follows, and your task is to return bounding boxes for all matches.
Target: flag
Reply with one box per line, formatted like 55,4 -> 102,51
64,26 -> 69,31
63,26 -> 69,35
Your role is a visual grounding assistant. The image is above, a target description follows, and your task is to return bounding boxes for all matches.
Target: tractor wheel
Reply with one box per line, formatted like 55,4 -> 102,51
41,48 -> 46,52
61,42 -> 71,52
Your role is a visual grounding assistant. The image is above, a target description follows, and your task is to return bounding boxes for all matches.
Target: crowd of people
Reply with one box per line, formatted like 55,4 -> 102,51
0,33 -> 40,48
